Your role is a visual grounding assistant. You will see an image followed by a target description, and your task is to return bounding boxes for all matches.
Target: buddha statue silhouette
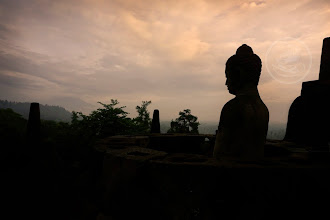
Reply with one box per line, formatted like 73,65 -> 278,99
213,44 -> 269,161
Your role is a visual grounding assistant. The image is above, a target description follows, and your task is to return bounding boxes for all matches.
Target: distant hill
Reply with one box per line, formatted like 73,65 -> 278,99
0,100 -> 72,122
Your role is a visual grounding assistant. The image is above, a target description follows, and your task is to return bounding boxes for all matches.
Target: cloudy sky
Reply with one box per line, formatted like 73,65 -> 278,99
0,0 -> 329,123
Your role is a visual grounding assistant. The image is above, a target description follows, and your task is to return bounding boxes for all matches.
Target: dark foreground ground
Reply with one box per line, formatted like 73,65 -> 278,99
3,135 -> 330,220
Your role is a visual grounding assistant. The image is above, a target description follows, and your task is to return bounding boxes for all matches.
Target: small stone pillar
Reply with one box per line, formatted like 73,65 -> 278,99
27,102 -> 41,142
151,109 -> 160,133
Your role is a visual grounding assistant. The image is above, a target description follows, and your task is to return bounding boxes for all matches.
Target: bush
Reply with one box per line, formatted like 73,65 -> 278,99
167,109 -> 200,134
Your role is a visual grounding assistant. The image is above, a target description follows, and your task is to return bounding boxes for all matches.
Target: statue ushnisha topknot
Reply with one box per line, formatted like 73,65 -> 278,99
236,44 -> 254,56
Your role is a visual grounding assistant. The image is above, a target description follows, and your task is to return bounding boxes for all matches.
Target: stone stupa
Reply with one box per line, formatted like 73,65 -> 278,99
284,37 -> 330,149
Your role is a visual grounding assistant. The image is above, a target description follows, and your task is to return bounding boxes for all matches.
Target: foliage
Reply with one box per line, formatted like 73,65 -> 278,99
70,99 -> 153,138
71,99 -> 134,139
133,101 -> 152,134
0,99 -> 154,166
0,108 -> 27,141
0,108 -> 28,162
167,109 -> 200,134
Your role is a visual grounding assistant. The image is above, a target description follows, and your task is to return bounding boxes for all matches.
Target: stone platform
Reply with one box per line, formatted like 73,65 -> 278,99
95,136 -> 330,220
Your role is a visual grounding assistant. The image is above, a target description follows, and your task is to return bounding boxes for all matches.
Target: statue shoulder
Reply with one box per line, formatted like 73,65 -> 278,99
220,98 -> 241,121
222,98 -> 239,112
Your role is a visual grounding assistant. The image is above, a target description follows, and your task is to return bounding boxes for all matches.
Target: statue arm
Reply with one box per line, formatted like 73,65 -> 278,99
213,100 -> 241,158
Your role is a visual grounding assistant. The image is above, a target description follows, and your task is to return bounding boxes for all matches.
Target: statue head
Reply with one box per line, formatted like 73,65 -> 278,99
225,44 -> 262,95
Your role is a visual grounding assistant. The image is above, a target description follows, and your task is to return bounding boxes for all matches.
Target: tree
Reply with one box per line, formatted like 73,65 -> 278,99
167,109 -> 200,134
133,101 -> 152,134
71,99 -> 134,138
0,108 -> 27,141
0,108 -> 28,161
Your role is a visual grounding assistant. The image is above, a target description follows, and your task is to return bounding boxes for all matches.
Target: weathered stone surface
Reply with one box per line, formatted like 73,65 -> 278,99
284,96 -> 305,143
96,134 -> 215,155
95,135 -> 149,152
148,134 -> 206,154
100,146 -> 330,219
